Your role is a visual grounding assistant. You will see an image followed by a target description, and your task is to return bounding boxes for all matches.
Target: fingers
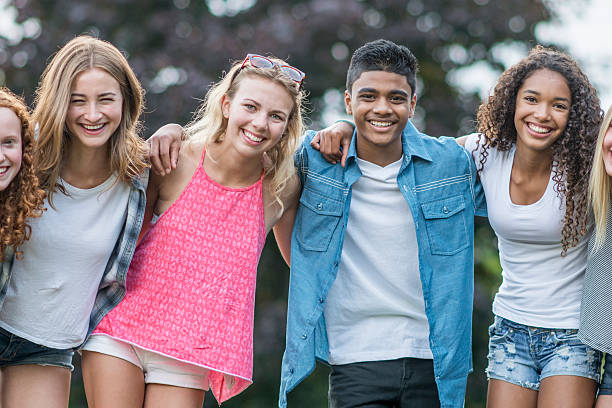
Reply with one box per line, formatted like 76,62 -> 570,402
158,136 -> 172,174
170,139 -> 180,169
340,138 -> 350,167
310,132 -> 321,150
148,124 -> 184,175
148,138 -> 165,176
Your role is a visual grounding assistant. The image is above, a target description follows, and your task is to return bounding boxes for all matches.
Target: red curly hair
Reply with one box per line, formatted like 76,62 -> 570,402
0,88 -> 46,260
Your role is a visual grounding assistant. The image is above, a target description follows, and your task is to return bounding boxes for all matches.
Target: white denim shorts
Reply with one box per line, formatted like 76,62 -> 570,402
82,334 -> 210,390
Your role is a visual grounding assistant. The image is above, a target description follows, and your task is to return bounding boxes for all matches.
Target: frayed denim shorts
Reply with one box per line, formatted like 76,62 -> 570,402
0,326 -> 74,370
486,316 -> 602,390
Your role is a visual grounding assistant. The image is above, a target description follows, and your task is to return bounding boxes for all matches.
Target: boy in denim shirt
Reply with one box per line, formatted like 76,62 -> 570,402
274,39 -> 486,408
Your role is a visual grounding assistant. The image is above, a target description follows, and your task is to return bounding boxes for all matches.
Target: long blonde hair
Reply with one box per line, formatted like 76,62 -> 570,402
33,35 -> 147,205
589,105 -> 612,252
184,57 -> 306,208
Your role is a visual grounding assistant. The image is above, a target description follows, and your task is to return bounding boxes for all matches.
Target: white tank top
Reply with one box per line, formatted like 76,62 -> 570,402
466,133 -> 588,329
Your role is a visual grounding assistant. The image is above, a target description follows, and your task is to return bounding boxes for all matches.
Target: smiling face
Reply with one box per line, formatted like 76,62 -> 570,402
66,67 -> 123,153
345,70 -> 416,166
221,76 -> 294,159
0,107 -> 23,191
513,68 -> 571,154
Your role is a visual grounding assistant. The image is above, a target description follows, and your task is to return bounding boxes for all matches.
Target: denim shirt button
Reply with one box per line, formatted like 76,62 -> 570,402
443,206 -> 449,214
333,261 -> 339,267
316,202 -> 323,210
301,334 -> 307,340
289,368 -> 294,374
319,297 -> 324,304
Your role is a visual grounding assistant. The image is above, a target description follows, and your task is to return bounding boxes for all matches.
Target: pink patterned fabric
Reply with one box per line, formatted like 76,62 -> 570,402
95,149 -> 266,403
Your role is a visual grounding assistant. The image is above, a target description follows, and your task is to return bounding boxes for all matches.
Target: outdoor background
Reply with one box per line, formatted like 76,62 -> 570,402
0,0 -> 609,407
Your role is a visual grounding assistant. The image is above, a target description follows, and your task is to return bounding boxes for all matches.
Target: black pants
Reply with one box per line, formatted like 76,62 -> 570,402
328,358 -> 440,408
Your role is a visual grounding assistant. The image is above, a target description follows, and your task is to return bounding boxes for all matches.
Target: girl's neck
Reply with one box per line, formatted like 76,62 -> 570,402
513,142 -> 554,177
61,143 -> 112,189
203,140 -> 264,188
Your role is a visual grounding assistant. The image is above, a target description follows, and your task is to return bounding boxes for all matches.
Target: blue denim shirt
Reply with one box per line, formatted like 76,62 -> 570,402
279,122 -> 486,408
0,171 -> 148,348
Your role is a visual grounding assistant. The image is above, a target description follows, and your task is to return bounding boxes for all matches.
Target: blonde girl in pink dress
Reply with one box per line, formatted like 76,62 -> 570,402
81,54 -> 305,408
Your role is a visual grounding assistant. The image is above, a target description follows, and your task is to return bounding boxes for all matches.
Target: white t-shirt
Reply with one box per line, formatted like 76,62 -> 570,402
465,133 -> 588,329
324,157 -> 432,365
0,175 -> 130,348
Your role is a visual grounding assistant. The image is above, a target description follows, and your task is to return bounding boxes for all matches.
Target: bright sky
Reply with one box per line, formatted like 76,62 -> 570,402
450,0 -> 612,111
537,0 -> 612,109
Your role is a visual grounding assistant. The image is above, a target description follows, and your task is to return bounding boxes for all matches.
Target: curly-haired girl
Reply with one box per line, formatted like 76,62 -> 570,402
460,45 -> 602,407
81,54 -> 305,407
578,104 -> 612,406
0,88 -> 45,262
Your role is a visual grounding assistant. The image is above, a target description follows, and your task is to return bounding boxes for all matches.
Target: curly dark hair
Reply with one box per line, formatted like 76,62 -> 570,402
476,45 -> 602,255
0,88 -> 46,261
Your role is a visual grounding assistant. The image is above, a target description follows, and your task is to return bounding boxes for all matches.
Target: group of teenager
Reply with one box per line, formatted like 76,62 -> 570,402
1,33 -> 612,408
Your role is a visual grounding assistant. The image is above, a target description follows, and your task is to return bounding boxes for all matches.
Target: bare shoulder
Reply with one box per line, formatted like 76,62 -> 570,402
155,140 -> 204,213
168,140 -> 202,179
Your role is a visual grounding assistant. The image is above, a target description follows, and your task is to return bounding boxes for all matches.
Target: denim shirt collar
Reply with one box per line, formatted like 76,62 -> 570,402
345,120 -> 432,168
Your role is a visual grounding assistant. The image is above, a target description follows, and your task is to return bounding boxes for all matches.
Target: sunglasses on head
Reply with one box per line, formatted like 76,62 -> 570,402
239,54 -> 305,89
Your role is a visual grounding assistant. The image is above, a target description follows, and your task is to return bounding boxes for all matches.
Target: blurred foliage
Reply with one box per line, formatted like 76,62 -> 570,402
0,0 -> 561,407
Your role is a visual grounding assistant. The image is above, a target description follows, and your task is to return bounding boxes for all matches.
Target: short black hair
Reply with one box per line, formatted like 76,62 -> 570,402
346,39 -> 418,96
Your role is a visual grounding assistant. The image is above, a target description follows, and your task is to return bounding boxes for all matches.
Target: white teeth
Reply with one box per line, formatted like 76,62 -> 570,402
369,120 -> 392,127
83,124 -> 104,130
528,123 -> 550,134
244,130 -> 263,142
0,167 -> 7,175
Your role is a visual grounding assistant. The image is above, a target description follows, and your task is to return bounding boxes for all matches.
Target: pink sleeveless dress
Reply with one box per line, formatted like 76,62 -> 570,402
94,149 -> 266,403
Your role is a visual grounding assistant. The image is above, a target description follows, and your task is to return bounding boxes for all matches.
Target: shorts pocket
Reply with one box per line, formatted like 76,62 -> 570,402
295,187 -> 343,252
549,328 -> 580,345
421,195 -> 469,255
488,317 -> 513,343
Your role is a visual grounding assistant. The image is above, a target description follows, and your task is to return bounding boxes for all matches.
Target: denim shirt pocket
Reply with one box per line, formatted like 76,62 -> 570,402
421,195 -> 469,256
295,187 -> 343,252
